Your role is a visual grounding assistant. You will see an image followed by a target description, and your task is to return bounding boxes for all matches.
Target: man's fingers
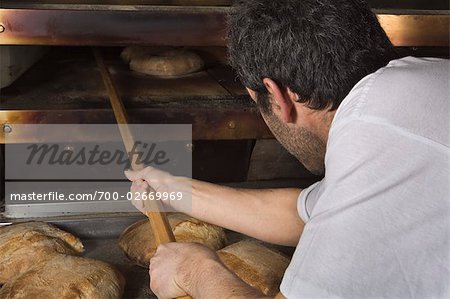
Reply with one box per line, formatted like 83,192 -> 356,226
149,256 -> 158,272
125,166 -> 169,183
130,180 -> 148,213
155,243 -> 168,255
130,180 -> 147,193
124,167 -> 148,181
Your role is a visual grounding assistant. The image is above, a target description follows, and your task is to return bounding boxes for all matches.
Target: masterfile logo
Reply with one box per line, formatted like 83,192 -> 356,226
5,124 -> 192,180
25,142 -> 170,169
3,124 -> 193,215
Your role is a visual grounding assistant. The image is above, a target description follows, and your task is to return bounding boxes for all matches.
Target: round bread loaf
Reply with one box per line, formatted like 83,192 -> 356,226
121,46 -> 204,77
217,239 -> 290,296
0,222 -> 124,299
0,221 -> 84,284
118,213 -> 227,267
0,254 -> 125,299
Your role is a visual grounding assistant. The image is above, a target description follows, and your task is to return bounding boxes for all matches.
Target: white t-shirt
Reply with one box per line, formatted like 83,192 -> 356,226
280,57 -> 450,299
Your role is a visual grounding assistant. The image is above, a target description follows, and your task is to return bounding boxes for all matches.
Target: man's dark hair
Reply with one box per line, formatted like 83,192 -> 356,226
228,0 -> 396,112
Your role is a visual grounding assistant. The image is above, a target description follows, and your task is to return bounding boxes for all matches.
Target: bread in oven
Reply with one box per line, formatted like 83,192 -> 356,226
121,46 -> 204,77
0,254 -> 124,299
0,221 -> 84,284
118,213 -> 227,267
217,239 -> 290,296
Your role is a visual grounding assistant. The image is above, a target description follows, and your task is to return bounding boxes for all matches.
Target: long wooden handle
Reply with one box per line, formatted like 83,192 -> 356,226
93,48 -> 176,244
94,48 -> 191,299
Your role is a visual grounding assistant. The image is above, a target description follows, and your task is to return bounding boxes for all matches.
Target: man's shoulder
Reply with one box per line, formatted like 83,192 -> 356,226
367,56 -> 449,98
332,56 -> 449,147
337,56 -> 449,117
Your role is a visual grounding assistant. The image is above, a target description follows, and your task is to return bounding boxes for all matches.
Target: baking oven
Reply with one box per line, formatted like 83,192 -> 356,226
0,0 -> 448,298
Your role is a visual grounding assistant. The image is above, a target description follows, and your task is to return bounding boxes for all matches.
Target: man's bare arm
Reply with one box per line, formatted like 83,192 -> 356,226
190,180 -> 303,246
149,242 -> 287,299
126,168 -> 304,246
189,257 -> 284,299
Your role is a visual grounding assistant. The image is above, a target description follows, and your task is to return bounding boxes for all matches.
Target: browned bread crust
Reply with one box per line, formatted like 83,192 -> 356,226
0,221 -> 84,284
118,213 -> 227,267
0,222 -> 124,299
218,239 -> 290,296
0,254 -> 125,299
121,46 -> 204,77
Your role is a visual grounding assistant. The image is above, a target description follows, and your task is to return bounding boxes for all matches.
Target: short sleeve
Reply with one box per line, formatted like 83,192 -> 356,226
297,181 -> 321,223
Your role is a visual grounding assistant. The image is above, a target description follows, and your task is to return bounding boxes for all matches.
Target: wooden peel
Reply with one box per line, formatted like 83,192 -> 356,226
94,48 -> 192,298
93,48 -> 176,243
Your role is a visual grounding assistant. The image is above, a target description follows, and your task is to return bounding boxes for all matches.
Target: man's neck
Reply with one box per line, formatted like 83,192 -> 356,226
310,109 -> 336,145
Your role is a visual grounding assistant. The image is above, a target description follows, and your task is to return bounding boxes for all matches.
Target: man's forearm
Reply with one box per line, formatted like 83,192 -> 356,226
186,180 -> 303,246
125,167 -> 303,245
189,259 -> 270,299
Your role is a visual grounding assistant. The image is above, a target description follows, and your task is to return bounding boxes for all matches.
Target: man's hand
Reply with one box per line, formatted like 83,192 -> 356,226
125,166 -> 192,213
149,242 -> 270,299
149,242 -> 221,298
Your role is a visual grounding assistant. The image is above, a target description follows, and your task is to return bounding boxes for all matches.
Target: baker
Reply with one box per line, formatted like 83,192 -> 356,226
125,0 -> 450,298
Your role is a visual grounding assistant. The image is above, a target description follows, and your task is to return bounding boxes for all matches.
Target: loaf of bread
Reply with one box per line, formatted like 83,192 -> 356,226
0,221 -> 84,283
121,46 -> 204,77
119,213 -> 227,267
0,254 -> 125,299
0,222 -> 124,299
218,239 -> 290,296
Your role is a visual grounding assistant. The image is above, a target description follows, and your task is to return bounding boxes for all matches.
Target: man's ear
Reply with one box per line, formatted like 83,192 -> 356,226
262,78 -> 296,123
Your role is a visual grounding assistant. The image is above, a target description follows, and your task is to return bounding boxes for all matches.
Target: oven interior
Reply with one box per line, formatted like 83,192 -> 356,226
0,1 -> 448,298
